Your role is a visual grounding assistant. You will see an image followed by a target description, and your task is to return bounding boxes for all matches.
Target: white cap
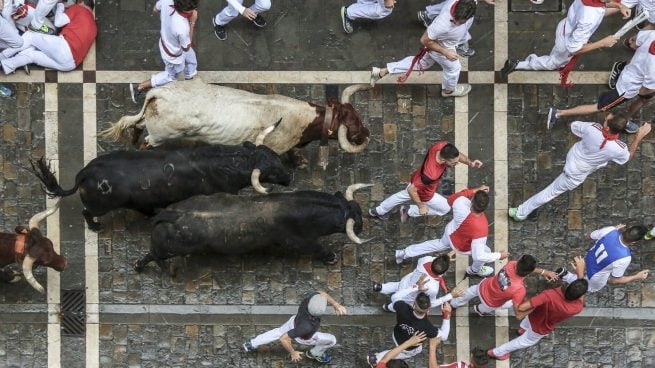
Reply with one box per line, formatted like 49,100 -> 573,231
307,294 -> 327,317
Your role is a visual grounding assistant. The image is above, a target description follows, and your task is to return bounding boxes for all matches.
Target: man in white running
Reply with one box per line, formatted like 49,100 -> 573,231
558,225 -> 650,292
508,114 -> 651,221
212,0 -> 270,41
340,0 -> 395,34
396,186 -> 508,277
368,0 -> 477,97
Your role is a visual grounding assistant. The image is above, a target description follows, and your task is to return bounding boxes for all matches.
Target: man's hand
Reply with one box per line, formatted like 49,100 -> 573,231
416,274 -> 429,292
448,250 -> 456,262
384,0 -> 396,8
441,302 -> 452,314
333,303 -> 348,316
418,203 -> 429,216
635,270 -> 649,280
542,270 -> 558,282
482,0 -> 495,4
619,4 -> 632,19
500,251 -> 510,260
469,160 -> 483,168
615,223 -> 626,230
600,35 -> 619,48
636,123 -> 652,138
407,331 -> 427,346
152,4 -> 160,13
290,351 -> 302,362
243,7 -> 257,20
451,283 -> 467,298
475,184 -> 490,192
442,48 -> 459,61
572,255 -> 585,274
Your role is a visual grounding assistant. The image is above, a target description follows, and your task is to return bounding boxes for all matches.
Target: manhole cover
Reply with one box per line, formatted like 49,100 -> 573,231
61,289 -> 85,337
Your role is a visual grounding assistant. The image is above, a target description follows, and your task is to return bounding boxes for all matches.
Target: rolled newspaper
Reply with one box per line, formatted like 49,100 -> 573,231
614,10 -> 650,38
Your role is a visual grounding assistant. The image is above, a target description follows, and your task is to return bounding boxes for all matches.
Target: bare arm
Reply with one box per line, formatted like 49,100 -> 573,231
318,290 -> 347,315
609,270 -> 649,285
457,152 -> 483,168
379,332 -> 427,363
279,333 -> 302,362
428,337 -> 440,368
420,32 -> 458,61
407,184 -> 428,215
515,300 -> 534,320
628,123 -> 651,159
572,35 -> 618,56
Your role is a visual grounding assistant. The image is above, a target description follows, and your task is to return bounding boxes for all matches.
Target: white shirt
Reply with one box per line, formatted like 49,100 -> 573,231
426,0 -> 469,49
156,0 -> 191,64
622,0 -> 655,23
588,226 -> 631,281
564,122 -> 630,177
617,30 -> 655,98
563,0 -> 606,54
391,256 -> 453,309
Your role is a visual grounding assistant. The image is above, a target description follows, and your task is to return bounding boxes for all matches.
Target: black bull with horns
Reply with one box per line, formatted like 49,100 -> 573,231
135,184 -> 372,272
30,138 -> 291,231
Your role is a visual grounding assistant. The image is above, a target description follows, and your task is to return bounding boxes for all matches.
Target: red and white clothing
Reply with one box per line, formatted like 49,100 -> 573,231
152,0 -> 197,87
374,141 -> 451,217
400,188 -> 500,274
386,0 -> 467,90
424,0 -> 475,45
345,0 -> 393,20
515,121 -> 629,219
30,0 -> 57,30
0,4 -> 96,74
615,30 -> 655,99
516,0 -> 606,70
214,0 -> 271,26
623,0 -> 655,24
491,287 -> 583,356
450,261 -> 527,313
4,1 -> 51,34
382,256 -> 453,310
249,315 -> 336,356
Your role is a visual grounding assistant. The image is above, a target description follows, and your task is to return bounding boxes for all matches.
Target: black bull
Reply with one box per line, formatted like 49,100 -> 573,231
30,143 -> 292,231
134,184 -> 371,272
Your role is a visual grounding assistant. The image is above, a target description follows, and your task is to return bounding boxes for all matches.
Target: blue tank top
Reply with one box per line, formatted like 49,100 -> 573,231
585,230 -> 631,279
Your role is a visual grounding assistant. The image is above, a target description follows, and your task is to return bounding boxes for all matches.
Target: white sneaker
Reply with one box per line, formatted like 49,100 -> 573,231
529,0 -> 544,3
441,84 -> 471,97
467,265 -> 494,277
395,249 -> 405,264
370,67 -> 382,87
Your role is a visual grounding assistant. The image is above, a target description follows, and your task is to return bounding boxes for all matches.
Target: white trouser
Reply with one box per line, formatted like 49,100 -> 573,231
250,315 -> 336,356
0,17 -> 23,50
516,18 -> 570,71
401,234 -> 491,273
0,32 -> 74,74
492,318 -> 546,356
387,51 -> 461,91
346,0 -> 393,20
516,170 -> 587,219
375,186 -> 450,217
152,48 -> 198,87
562,271 -> 607,293
375,333 -> 423,362
31,0 -> 58,29
214,0 -> 272,26
450,284 -> 513,313
380,273 -> 414,295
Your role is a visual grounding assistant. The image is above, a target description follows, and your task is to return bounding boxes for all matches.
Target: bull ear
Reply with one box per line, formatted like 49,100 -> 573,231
15,226 -> 29,234
243,141 -> 256,149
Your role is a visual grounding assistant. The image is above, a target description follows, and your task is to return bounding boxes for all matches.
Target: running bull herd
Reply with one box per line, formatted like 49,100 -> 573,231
1,80 -> 374,292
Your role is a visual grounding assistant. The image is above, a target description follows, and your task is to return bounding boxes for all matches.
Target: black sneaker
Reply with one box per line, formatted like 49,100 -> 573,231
456,43 -> 476,57
417,10 -> 432,28
501,59 -> 519,78
554,267 -> 567,280
381,303 -> 392,312
369,208 -> 390,220
340,6 -> 354,34
212,17 -> 227,40
546,107 -> 558,130
608,61 -> 626,90
252,14 -> 267,28
367,353 -> 378,367
243,340 -> 255,352
373,282 -> 382,292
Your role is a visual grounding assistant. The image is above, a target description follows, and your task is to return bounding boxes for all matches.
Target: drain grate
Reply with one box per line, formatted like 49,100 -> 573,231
61,289 -> 85,337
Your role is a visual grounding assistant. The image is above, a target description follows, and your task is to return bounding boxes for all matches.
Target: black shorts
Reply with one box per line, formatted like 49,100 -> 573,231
597,89 -> 627,112
638,91 -> 655,100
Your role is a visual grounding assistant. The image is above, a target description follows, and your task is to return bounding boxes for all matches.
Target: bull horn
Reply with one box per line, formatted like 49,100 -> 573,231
345,183 -> 373,201
28,199 -> 61,230
22,255 -> 45,294
251,168 -> 268,194
255,118 -> 282,146
340,84 -> 371,104
346,218 -> 363,244
338,125 -> 369,153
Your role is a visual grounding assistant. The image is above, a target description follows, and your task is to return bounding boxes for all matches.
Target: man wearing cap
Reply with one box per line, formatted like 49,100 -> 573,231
369,142 -> 482,223
243,290 -> 347,363
368,278 -> 452,368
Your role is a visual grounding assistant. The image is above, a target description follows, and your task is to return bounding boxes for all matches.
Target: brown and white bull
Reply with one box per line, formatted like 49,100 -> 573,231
100,79 -> 371,169
0,200 -> 65,293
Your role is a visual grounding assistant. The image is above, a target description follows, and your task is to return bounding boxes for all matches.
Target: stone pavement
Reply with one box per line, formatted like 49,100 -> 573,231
0,0 -> 655,367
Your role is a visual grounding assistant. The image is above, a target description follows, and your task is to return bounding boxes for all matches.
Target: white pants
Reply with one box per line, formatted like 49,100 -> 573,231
516,170 -> 587,219
375,185 -> 450,218
0,17 -> 23,50
380,273 -> 414,295
492,318 -> 546,356
401,234 -> 491,274
214,0 -> 271,26
424,4 -> 473,45
0,32 -> 75,74
562,271 -> 607,293
450,284 -> 513,313
375,333 -> 423,362
31,0 -> 58,29
516,18 -> 570,71
250,315 -> 337,356
346,0 -> 393,20
152,48 -> 197,87
387,51 -> 461,91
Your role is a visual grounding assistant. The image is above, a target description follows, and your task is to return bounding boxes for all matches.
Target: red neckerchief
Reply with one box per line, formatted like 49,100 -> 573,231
450,0 -> 460,22
397,47 -> 429,83
581,0 -> 606,7
423,261 -> 449,293
169,5 -> 194,19
600,128 -> 619,149
650,41 -> 655,55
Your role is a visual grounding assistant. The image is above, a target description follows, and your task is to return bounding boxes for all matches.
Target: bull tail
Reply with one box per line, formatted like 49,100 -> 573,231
98,92 -> 155,142
29,157 -> 80,198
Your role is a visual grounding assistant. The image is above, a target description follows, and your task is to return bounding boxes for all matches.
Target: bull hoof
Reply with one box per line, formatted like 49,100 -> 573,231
322,252 -> 339,265
134,261 -> 145,273
87,223 -> 103,232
